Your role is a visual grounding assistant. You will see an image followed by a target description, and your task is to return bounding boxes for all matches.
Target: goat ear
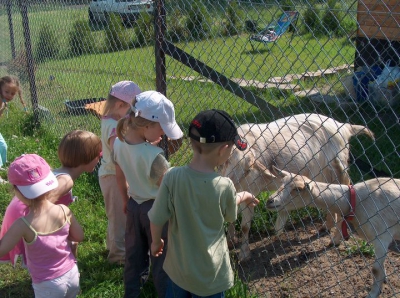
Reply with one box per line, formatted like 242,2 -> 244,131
254,160 -> 276,179
271,166 -> 286,178
305,182 -> 312,191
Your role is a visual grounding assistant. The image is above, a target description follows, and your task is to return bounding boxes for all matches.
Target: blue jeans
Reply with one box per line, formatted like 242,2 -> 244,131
166,279 -> 225,298
0,133 -> 7,167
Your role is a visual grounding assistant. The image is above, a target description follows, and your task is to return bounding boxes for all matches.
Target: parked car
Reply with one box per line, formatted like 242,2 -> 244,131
88,0 -> 154,26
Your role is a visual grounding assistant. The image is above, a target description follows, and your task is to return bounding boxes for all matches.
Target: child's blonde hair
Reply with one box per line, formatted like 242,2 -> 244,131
116,99 -> 155,141
101,94 -> 128,117
58,130 -> 102,167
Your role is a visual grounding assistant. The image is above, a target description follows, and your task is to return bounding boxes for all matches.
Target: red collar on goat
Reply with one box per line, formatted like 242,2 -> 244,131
341,185 -> 356,240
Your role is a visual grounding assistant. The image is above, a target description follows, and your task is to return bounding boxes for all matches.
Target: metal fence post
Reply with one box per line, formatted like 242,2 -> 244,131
154,0 -> 169,159
17,0 -> 39,127
6,0 -> 16,60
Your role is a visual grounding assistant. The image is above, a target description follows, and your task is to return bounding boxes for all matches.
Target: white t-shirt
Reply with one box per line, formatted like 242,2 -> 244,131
113,139 -> 169,204
99,116 -> 118,177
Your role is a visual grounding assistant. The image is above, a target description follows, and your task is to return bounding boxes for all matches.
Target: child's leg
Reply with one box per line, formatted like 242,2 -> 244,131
100,175 -> 126,264
0,133 -> 7,167
124,198 -> 150,298
32,264 -> 80,298
145,207 -> 169,298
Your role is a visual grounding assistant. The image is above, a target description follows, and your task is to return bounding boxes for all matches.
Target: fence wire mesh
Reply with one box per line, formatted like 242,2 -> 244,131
1,0 -> 400,297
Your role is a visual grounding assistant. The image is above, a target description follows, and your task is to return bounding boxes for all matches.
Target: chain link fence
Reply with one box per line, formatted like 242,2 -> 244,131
1,0 -> 399,296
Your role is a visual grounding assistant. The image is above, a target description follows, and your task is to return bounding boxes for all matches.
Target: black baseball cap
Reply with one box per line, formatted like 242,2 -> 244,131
188,109 -> 248,151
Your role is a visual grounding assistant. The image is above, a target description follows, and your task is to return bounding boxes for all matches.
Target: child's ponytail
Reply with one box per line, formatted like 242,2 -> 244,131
116,111 -> 133,142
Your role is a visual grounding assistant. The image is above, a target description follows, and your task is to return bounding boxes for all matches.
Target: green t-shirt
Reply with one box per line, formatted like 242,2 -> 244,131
148,165 -> 237,296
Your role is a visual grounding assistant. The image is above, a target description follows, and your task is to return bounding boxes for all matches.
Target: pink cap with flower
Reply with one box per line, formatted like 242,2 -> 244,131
8,154 -> 58,199
109,81 -> 142,104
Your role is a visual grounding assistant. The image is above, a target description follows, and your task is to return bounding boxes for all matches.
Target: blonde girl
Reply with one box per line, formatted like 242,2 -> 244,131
0,130 -> 102,266
0,154 -> 84,298
98,80 -> 141,265
0,75 -> 26,169
113,90 -> 183,298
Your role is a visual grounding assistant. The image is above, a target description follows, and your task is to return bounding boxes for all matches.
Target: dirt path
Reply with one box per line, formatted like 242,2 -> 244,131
233,223 -> 400,297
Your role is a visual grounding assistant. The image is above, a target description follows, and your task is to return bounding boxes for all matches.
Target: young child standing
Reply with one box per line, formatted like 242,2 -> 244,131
98,80 -> 142,265
0,130 -> 102,266
0,75 -> 26,170
149,109 -> 259,297
0,154 -> 84,297
113,90 -> 183,298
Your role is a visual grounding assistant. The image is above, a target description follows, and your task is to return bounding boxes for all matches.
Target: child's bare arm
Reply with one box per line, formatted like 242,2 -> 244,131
150,222 -> 164,257
150,153 -> 170,187
0,219 -> 26,257
48,174 -> 74,204
0,101 -> 6,117
115,164 -> 129,213
236,191 -> 259,206
67,208 -> 84,243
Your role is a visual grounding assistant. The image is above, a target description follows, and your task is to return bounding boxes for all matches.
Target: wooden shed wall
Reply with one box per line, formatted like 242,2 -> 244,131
357,0 -> 400,40
355,0 -> 400,68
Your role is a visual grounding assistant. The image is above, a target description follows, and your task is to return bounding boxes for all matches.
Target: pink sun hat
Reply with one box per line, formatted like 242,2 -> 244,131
8,154 -> 58,199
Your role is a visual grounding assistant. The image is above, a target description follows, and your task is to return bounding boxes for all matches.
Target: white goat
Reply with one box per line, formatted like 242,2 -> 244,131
220,113 -> 374,261
266,168 -> 400,298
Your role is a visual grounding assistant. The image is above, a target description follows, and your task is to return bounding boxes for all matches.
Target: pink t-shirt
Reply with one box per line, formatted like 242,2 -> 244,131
0,197 -> 29,266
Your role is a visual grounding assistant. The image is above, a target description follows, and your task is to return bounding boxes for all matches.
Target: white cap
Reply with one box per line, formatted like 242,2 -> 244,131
133,91 -> 183,140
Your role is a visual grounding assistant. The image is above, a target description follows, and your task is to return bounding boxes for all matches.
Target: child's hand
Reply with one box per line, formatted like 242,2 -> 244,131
237,191 -> 259,206
151,239 -> 164,257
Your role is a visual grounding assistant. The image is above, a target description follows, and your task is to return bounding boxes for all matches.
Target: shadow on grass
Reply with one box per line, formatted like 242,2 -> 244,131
0,264 -> 33,298
0,280 -> 34,298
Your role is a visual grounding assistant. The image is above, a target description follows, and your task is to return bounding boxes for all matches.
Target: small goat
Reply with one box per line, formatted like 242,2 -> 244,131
266,168 -> 400,298
220,113 -> 374,262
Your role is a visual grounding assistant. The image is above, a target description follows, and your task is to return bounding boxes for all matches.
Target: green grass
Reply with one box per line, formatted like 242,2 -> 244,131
1,2 -> 399,297
344,239 -> 375,258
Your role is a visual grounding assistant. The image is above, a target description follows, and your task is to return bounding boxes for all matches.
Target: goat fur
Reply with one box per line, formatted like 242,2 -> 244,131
266,169 -> 400,298
219,113 -> 374,261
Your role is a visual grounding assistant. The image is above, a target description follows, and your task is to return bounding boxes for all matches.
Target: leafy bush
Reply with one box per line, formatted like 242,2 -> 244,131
303,6 -> 324,36
186,0 -> 210,40
322,2 -> 355,37
281,0 -> 295,12
321,2 -> 340,37
134,12 -> 154,46
104,13 -> 129,52
35,23 -> 59,63
68,20 -> 95,56
222,0 -> 244,36
167,9 -> 188,42
8,49 -> 36,82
